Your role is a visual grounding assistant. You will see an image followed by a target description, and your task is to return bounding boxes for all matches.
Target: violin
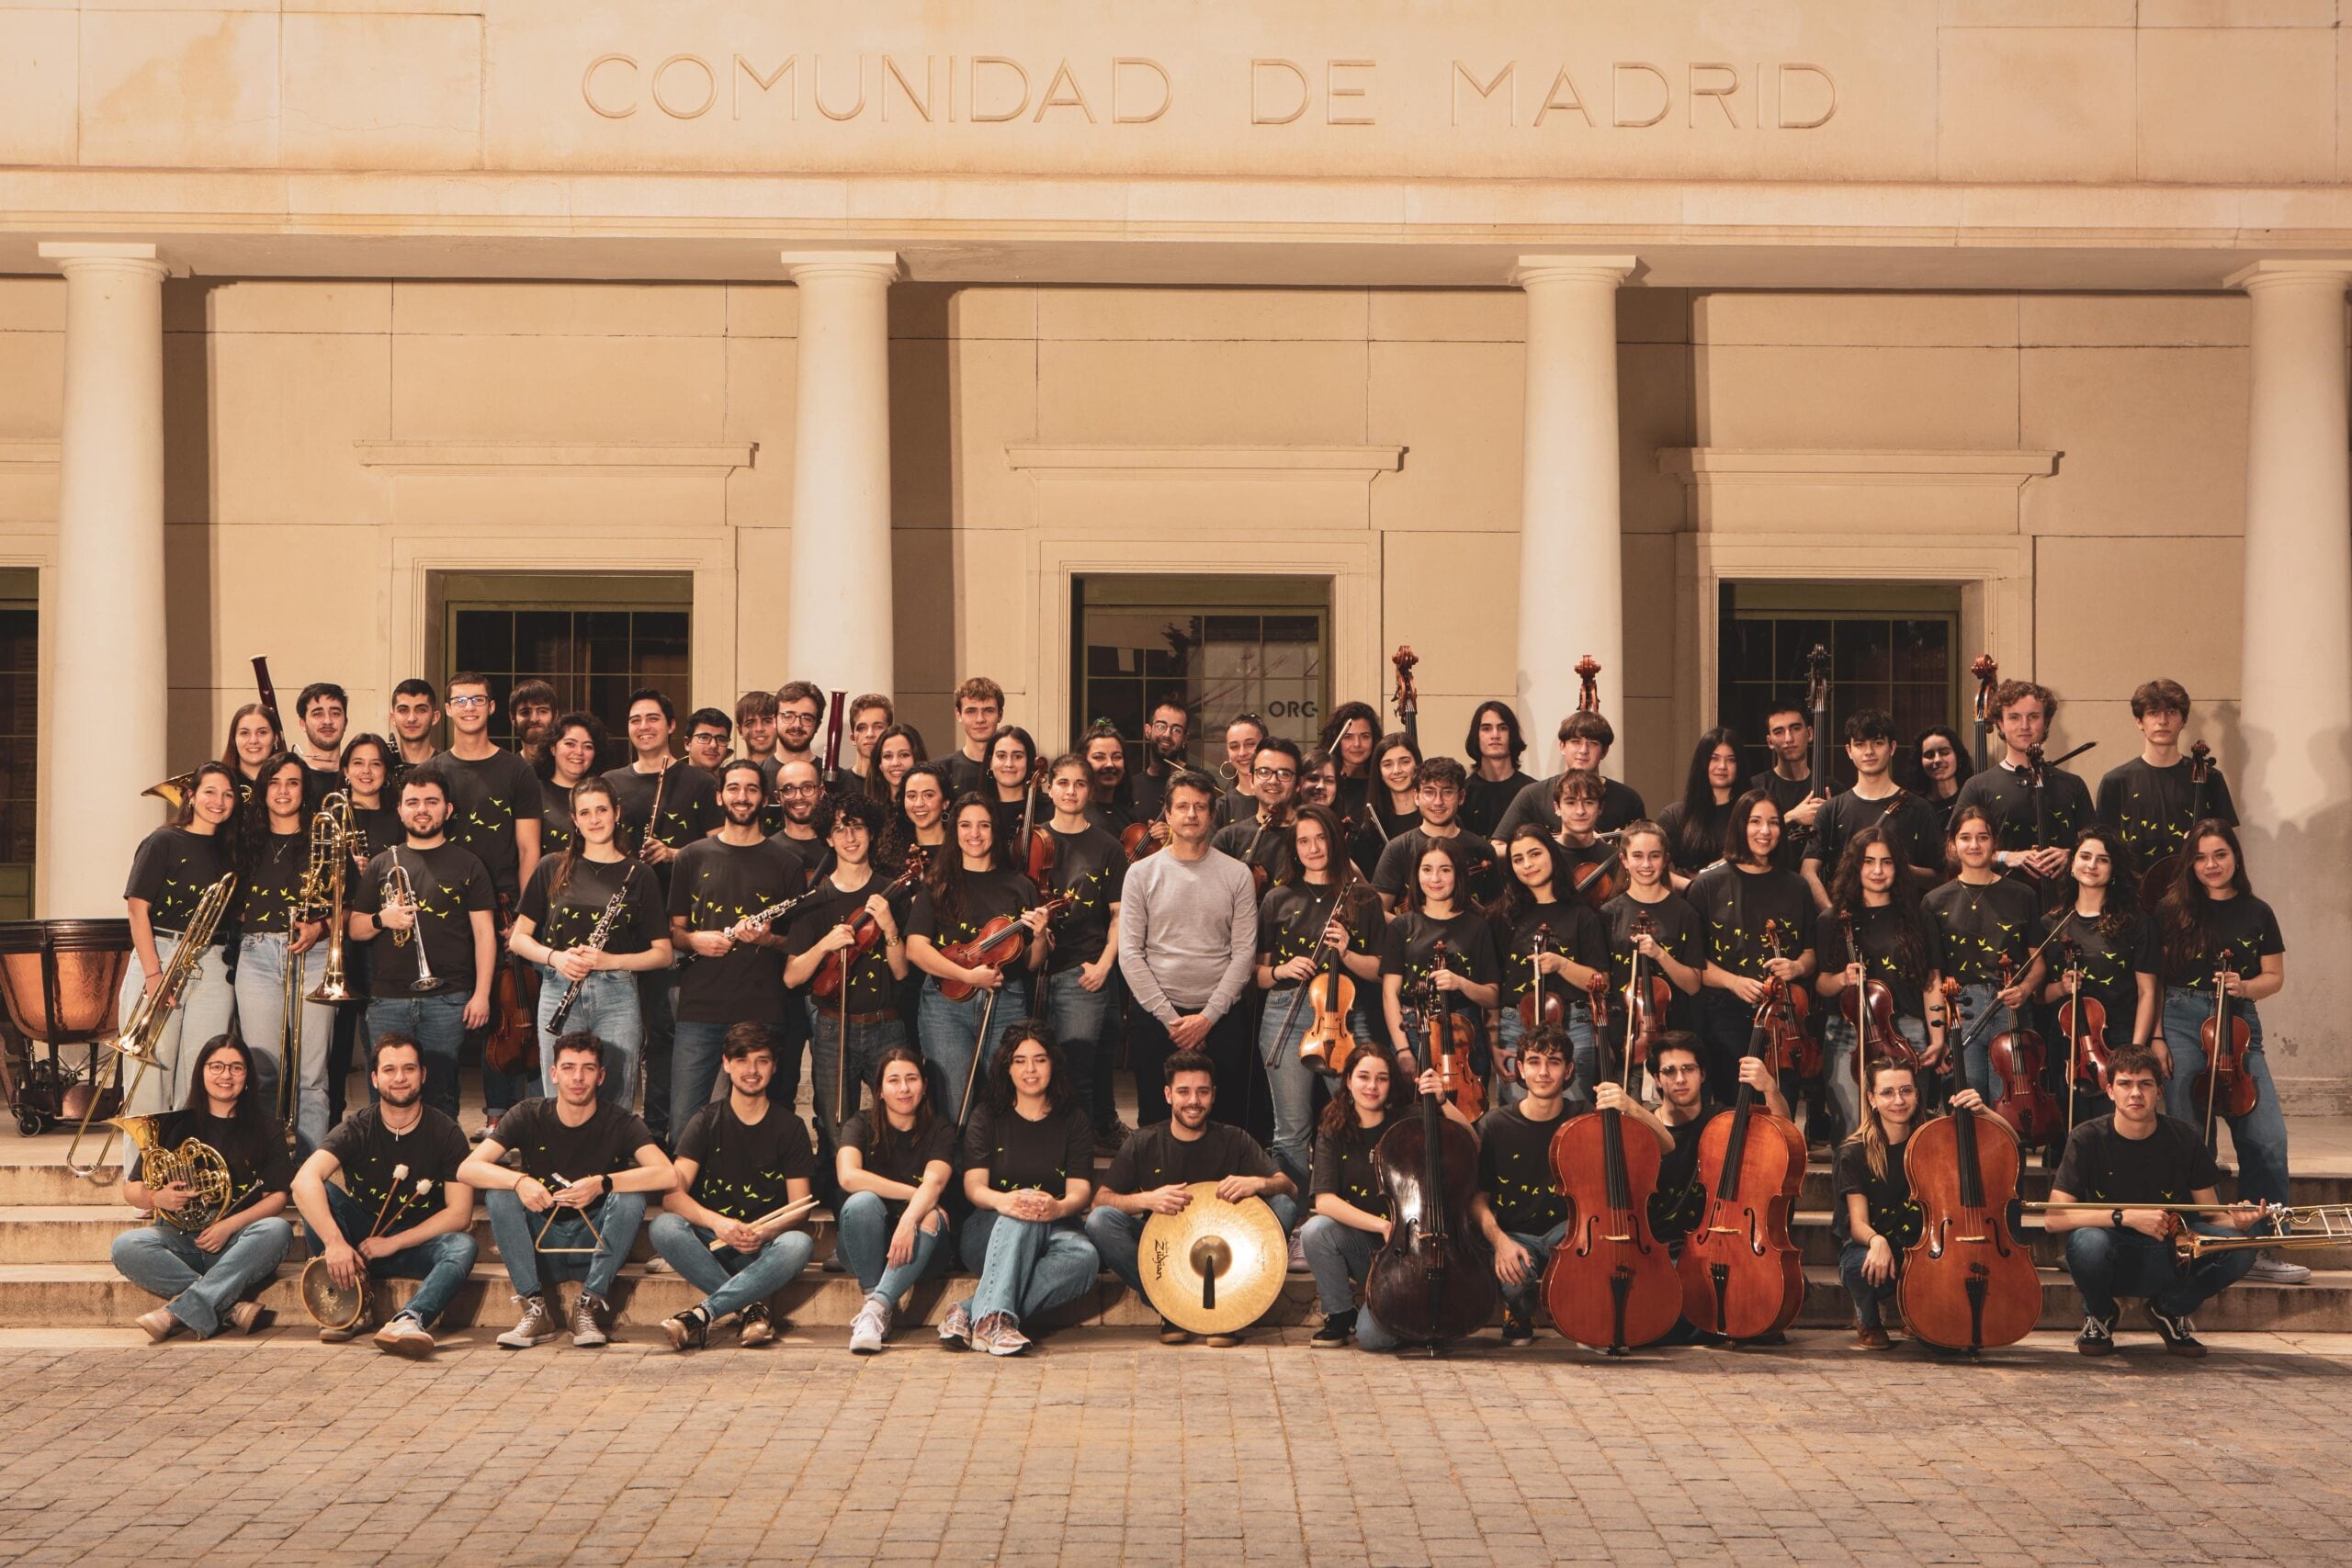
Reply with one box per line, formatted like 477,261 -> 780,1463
933,896 -> 1071,1002
1677,1021 -> 1807,1341
1970,653 -> 1999,775
1120,815 -> 1168,863
1545,978 -> 1680,1355
1621,911 -> 1670,1069
1834,911 -> 1911,1076
1514,922 -> 1566,1042
2055,940 -> 2112,1108
1985,953 -> 2064,1159
1421,940 -> 1483,1121
1754,918 -> 1817,1078
808,852 -> 928,1001
1898,1084 -> 2040,1352
1570,840 -> 1625,908
1362,1010 -> 1497,1348
2138,739 -> 2212,914
1293,873 -> 1364,1078
2192,965 -> 2257,1140
1017,758 -> 1054,893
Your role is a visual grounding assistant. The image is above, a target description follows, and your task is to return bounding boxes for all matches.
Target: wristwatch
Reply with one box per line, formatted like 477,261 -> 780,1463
2110,1208 -> 2124,1228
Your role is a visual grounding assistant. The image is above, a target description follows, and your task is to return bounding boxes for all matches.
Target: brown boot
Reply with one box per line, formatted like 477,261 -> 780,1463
1852,1324 -> 1892,1350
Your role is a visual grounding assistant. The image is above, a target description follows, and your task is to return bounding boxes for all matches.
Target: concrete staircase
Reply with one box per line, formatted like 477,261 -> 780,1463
6,1131 -> 2346,1341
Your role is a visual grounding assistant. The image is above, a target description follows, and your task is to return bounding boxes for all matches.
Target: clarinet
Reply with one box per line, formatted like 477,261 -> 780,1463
547,881 -> 633,1033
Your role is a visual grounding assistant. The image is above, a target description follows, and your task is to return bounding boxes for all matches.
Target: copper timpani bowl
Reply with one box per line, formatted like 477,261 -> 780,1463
0,919 -> 133,1044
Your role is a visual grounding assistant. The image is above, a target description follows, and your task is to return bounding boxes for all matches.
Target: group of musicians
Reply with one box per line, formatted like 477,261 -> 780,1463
106,666 -> 2296,1359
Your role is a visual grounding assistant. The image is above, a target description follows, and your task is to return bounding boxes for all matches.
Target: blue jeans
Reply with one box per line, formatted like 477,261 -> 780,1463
1041,970 -> 1120,1134
320,1182 -> 477,1329
672,1017 -> 763,1132
808,1002 -> 910,1150
1495,1221 -> 1567,1321
835,1189 -> 954,1306
1086,1196 -> 1298,1303
483,1187 -> 646,1301
1255,994 -> 1320,1186
232,933 -> 334,1148
919,976 -> 1031,1128
1950,982 -> 2014,1106
2159,988 -> 2291,1206
639,965 -> 681,1141
364,992 -> 469,1120
111,1216 -> 293,1337
2064,1220 -> 2258,1321
1299,1213 -> 1378,1317
536,965 -> 642,1111
1496,1003 -> 1598,1113
1823,1013 -> 1929,1138
115,934 -> 234,1118
1838,1238 -> 1898,1331
956,1209 -> 1101,1325
647,1212 -> 815,1321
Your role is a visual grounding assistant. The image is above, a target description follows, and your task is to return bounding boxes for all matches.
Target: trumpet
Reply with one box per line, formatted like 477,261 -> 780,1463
380,859 -> 438,991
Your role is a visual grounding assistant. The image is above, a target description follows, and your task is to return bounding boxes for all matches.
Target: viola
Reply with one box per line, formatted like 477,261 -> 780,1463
1984,953 -> 2064,1159
1514,922 -> 1566,1049
808,852 -> 928,1001
2192,969 -> 2257,1137
1754,918 -> 1817,1078
1422,941 -> 1483,1121
1621,910 -> 1670,1068
1677,1023 -> 1806,1341
1545,986 -> 1679,1355
1363,1023 -> 1497,1348
1834,912 -> 1911,1076
2055,942 -> 2112,1102
1298,938 -> 1359,1080
1898,1094 -> 2040,1352
934,896 -> 1071,1002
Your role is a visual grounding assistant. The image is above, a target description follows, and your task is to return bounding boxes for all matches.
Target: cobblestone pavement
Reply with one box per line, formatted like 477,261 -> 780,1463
0,1326 -> 2347,1566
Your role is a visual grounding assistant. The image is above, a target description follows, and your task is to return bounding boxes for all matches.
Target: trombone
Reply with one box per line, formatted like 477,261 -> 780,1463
277,795 -> 355,1151
2022,1200 -> 2352,1264
380,858 -> 438,991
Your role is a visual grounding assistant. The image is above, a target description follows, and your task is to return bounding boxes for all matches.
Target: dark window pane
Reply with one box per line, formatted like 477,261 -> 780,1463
1835,621 -> 1891,685
453,611 -> 511,674
634,612 -> 689,663
1894,619 -> 1948,684
514,611 -> 573,672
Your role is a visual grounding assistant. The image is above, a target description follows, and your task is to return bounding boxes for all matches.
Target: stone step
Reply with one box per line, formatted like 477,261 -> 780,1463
0,1156 -> 126,1207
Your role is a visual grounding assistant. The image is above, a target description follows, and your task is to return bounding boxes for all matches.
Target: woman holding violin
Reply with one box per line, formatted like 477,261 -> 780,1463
906,795 -> 1050,1122
1491,826 -> 1609,1111
1379,838 -> 1501,1080
2035,827 -> 2157,1122
2149,820 -> 2301,1283
1815,829 -> 1949,1140
1921,805 -> 2043,1106
1687,791 -> 1818,1105
1656,728 -> 1742,892
1595,821 -> 1707,1055
1254,805 -> 1383,1184
1368,731 -> 1424,841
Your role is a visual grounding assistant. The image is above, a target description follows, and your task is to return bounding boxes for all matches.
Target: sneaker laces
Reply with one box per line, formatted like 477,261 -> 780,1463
2079,1314 -> 2112,1340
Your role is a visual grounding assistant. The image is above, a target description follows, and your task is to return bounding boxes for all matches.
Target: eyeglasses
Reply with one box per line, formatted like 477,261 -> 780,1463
447,695 -> 489,710
779,784 -> 822,797
1252,766 -> 1296,782
1656,1065 -> 1702,1077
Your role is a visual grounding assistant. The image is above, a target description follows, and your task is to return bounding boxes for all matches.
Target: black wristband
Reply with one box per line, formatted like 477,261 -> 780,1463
2110,1208 -> 2124,1229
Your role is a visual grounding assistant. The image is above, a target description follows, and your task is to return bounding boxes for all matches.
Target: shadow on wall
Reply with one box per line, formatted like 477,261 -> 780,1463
2229,709 -> 2352,1087
162,279 -> 218,768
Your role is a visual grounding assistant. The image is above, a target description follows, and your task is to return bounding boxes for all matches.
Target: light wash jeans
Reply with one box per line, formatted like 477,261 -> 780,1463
1299,1213 -> 1378,1317
319,1182 -> 477,1329
483,1188 -> 646,1301
233,932 -> 334,1148
647,1212 -> 816,1321
1087,1195 -> 1298,1302
1496,1003 -> 1599,1113
536,965 -> 642,1110
114,934 -> 235,1117
2159,987 -> 2291,1206
955,1209 -> 1101,1326
1255,993 -> 1320,1186
1823,1012 -> 1929,1140
1950,982 -> 2015,1107
835,1189 -> 954,1307
919,976 -> 1031,1129
111,1215 -> 293,1337
362,992 -> 469,1120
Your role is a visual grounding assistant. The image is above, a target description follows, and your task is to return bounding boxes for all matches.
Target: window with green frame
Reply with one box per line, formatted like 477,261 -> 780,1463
429,572 -> 692,752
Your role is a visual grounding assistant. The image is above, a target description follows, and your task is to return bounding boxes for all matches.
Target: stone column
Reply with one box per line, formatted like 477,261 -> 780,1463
778,251 -> 899,698
2227,260 -> 2352,1107
1512,256 -> 1636,773
36,243 -> 171,918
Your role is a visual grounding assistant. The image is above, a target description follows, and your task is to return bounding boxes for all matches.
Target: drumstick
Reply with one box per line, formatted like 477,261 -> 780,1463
706,1195 -> 822,1250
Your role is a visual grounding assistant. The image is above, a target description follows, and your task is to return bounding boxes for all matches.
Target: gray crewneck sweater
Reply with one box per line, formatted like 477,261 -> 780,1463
1116,846 -> 1259,1024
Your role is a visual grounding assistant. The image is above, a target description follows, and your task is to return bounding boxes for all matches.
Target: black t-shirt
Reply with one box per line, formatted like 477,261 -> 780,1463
1256,879 -> 1382,988
840,1110 -> 958,1193
1598,890 -> 1705,997
1373,828 -> 1501,908
1497,900 -> 1609,1008
350,842 -> 494,998
1921,877 -> 2040,987
1102,1121 -> 1278,1191
435,747 -> 541,899
1378,910 -> 1501,1043
1495,773 -> 1645,841
1369,794 -> 1422,845
962,1100 -> 1094,1193
140,1109 -> 292,1215
784,874 -> 911,1015
518,854 -> 666,956
1461,769 -> 1535,840
602,761 -> 722,896
669,837 -> 807,1027
2156,894 -> 2284,992
1309,1111 -> 1399,1211
1656,797 -> 1734,877
943,750 -> 989,799
1210,816 -> 1300,892
2037,907 -> 2158,1020
2096,756 -> 2238,872
1476,1101 -> 1569,1235
238,829 -> 309,936
346,803 -> 405,867
1685,863 -> 1818,979
1214,784 -> 1256,831
675,1097 -> 817,1223
1044,823 -> 1126,975
1816,903 -> 1944,1021
124,826 -> 232,934
2052,1112 -> 2222,1204
1649,1104 -> 1724,1241
908,868 -> 1036,949
537,775 -> 579,860
1832,1134 -> 1921,1247
1749,766 -> 1825,870
320,1103 -> 469,1215
1806,789 -> 1947,886
492,1096 -> 657,1183
1952,762 -> 2096,872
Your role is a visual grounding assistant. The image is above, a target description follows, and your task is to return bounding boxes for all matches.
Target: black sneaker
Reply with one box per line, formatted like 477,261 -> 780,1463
1501,1314 -> 1535,1348
2150,1308 -> 2207,1359
1310,1309 -> 1356,1349
2075,1312 -> 2118,1357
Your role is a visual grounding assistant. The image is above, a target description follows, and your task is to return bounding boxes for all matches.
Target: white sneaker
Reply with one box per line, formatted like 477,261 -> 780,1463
849,1298 -> 892,1355
939,1301 -> 973,1348
2246,1251 -> 2312,1284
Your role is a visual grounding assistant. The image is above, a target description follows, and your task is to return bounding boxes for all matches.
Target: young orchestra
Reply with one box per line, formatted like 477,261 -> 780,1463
103,660 -> 2312,1356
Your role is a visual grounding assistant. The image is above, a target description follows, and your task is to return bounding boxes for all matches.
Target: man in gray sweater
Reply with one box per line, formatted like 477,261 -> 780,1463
1118,769 -> 1261,1128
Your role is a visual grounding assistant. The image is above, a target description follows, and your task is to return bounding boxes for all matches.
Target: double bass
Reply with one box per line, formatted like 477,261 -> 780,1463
1898,1085 -> 2040,1353
1789,643 -> 1832,849
1970,653 -> 1999,775
1545,976 -> 1679,1355
1984,953 -> 2064,1161
1392,645 -> 1419,749
1363,1010 -> 1498,1350
1677,1021 -> 1807,1340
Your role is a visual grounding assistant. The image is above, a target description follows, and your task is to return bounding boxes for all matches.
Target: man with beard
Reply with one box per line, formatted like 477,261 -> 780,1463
388,679 -> 439,779
669,759 -> 808,1122
293,682 -> 348,789
1119,772 -> 1259,1122
508,680 -> 558,767
1129,695 -> 1191,832
288,1032 -> 478,1358
1211,736 -> 1303,890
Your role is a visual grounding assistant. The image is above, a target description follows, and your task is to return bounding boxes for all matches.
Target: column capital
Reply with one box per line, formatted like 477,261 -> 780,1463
2224,258 -> 2352,294
1511,254 -> 1638,289
778,250 -> 902,285
37,241 -> 180,279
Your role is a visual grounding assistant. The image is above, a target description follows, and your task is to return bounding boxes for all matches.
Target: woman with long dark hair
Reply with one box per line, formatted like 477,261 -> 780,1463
1254,804 -> 1385,1182
835,1044 -> 957,1352
985,726 -> 1045,859
1318,701 -> 1382,819
1298,1043 -> 1409,1349
1815,828 -> 1948,1140
1490,825 -> 1607,1110
1686,789 -> 1818,1107
231,752 -> 333,1146
946,1021 -> 1099,1356
532,711 -> 610,859
2036,826 -> 2157,1125
109,1034 -> 294,1341
1368,731 -> 1424,841
220,702 -> 285,798
1657,728 -> 1741,888
1905,725 -> 1974,829
1921,804 -> 2041,1107
907,795 -> 1047,1124
1378,836 -> 1500,1080
119,761 -> 241,1119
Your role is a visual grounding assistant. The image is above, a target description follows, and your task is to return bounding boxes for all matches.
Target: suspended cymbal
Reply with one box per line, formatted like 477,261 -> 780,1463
1138,1184 -> 1287,1337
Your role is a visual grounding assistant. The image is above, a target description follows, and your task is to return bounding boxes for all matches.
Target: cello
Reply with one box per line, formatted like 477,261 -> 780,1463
1545,976 -> 1680,1355
2192,965 -> 2257,1147
2055,939 -> 2112,1126
1984,953 -> 2064,1162
1898,1079 -> 2040,1353
1363,1005 -> 1498,1351
1677,1020 -> 1807,1341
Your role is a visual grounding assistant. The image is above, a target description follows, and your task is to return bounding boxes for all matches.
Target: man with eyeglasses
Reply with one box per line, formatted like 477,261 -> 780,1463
1596,1032 -> 1789,1255
1211,737 -> 1304,889
1372,757 -> 1500,913
1130,697 -> 1191,839
436,672 -> 545,1139
684,709 -> 733,777
760,682 -> 830,829
761,758 -> 831,1118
